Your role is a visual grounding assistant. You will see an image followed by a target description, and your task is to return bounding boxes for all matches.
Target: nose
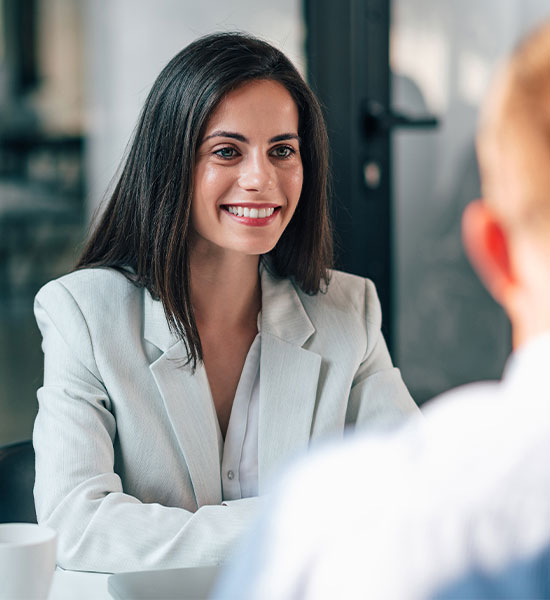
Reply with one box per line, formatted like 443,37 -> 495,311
238,152 -> 275,192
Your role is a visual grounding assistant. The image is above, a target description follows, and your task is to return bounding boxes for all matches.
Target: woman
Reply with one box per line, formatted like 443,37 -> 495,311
33,32 -> 417,573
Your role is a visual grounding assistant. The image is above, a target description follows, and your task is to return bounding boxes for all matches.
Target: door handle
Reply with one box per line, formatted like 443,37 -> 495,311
362,100 -> 439,135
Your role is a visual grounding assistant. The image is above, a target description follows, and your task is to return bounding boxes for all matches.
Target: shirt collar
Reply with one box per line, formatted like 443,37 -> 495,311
502,332 -> 550,392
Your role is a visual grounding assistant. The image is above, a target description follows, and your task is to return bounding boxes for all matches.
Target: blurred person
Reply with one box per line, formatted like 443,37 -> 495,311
32,32 -> 417,573
213,22 -> 550,600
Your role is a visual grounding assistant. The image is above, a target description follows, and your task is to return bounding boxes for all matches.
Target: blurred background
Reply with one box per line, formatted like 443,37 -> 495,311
1,0 -> 548,445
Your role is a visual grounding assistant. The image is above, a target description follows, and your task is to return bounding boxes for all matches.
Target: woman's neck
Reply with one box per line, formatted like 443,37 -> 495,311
190,248 -> 262,330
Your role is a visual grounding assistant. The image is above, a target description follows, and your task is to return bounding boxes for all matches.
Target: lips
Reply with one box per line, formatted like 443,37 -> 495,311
221,204 -> 281,225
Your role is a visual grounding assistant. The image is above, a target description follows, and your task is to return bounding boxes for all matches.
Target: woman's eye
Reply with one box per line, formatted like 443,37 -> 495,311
214,147 -> 238,159
271,145 -> 295,159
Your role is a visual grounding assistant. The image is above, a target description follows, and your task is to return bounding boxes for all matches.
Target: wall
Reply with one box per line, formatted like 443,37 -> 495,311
35,0 -> 83,134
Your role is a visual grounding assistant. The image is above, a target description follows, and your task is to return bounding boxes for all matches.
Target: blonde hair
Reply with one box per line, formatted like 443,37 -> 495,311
478,22 -> 550,235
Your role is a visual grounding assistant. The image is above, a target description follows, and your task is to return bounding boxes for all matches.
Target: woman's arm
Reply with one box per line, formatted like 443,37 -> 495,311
346,279 -> 419,429
33,284 -> 261,574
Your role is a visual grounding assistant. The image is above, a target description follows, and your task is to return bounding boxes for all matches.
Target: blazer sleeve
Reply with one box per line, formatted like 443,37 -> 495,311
33,282 -> 261,573
346,279 -> 419,429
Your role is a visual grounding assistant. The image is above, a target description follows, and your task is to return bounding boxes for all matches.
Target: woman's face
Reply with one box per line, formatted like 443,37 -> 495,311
191,79 -> 303,259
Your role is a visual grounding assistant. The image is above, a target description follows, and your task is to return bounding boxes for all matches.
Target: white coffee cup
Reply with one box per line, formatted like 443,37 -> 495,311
0,523 -> 57,600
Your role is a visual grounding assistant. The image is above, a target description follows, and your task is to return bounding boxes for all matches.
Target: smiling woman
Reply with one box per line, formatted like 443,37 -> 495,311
31,32 -> 419,574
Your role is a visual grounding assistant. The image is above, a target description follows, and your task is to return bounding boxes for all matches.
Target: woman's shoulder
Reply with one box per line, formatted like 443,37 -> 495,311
34,268 -> 151,370
306,269 -> 379,313
327,268 -> 373,291
292,269 -> 382,337
285,270 -> 383,360
39,266 -> 135,294
35,267 -> 142,315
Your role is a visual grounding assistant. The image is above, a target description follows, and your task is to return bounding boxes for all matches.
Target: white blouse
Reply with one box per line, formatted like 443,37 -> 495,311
218,332 -> 261,500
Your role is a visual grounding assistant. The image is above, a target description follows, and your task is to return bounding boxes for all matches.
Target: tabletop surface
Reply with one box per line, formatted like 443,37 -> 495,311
49,569 -> 110,600
48,565 -> 219,599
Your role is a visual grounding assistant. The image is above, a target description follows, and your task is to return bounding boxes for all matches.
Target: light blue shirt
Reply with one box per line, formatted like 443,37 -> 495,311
219,334 -> 261,500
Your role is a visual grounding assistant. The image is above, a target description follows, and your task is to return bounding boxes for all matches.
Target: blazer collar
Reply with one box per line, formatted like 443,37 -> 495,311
143,289 -> 181,353
143,262 -> 317,352
259,261 -> 315,346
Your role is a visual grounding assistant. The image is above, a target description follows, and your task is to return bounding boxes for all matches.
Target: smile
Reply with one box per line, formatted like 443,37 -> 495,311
224,206 -> 277,219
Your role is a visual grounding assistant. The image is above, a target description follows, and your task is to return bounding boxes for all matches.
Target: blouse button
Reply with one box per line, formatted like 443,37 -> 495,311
227,470 -> 235,480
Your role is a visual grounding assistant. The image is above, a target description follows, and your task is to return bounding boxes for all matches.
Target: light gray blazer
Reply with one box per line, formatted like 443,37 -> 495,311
33,265 -> 417,573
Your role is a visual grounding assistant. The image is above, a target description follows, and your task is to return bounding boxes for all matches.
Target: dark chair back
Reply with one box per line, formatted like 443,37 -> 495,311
0,440 -> 37,523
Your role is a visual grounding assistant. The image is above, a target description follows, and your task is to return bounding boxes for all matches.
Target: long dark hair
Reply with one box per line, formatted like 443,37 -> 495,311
77,32 -> 333,367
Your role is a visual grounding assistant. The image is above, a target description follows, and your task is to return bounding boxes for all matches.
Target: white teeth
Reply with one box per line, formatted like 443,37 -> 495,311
225,206 -> 276,218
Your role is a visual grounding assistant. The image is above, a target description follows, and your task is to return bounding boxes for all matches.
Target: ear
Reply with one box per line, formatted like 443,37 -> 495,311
462,200 -> 516,304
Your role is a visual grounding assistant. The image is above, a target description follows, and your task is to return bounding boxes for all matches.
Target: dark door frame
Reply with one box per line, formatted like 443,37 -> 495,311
304,0 -> 437,352
304,0 -> 394,347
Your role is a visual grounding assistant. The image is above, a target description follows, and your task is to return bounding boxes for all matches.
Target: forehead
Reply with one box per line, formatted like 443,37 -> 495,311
204,79 -> 299,133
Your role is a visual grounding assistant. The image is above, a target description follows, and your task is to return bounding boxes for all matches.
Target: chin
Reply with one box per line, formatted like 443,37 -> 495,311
235,244 -> 277,257
230,237 -> 280,257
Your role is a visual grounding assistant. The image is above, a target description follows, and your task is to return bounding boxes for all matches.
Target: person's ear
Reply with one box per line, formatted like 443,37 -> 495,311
462,199 -> 516,304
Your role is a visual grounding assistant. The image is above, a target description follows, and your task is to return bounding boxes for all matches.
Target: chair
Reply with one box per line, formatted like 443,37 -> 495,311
0,440 -> 37,523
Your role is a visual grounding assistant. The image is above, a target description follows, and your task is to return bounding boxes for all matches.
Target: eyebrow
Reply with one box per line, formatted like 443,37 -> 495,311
201,130 -> 300,144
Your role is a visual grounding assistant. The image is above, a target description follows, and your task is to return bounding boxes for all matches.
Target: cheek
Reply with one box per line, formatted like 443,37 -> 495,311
284,166 -> 304,203
194,162 -> 233,203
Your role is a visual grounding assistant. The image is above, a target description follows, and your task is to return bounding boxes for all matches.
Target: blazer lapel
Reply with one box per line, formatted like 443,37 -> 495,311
144,291 -> 222,508
258,266 -> 322,491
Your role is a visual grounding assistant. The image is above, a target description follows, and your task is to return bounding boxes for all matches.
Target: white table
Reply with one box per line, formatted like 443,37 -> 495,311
48,569 -> 111,600
47,564 -> 220,599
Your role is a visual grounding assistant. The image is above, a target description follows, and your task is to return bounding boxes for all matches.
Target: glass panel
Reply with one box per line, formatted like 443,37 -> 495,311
391,0 -> 550,403
0,0 -> 86,444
